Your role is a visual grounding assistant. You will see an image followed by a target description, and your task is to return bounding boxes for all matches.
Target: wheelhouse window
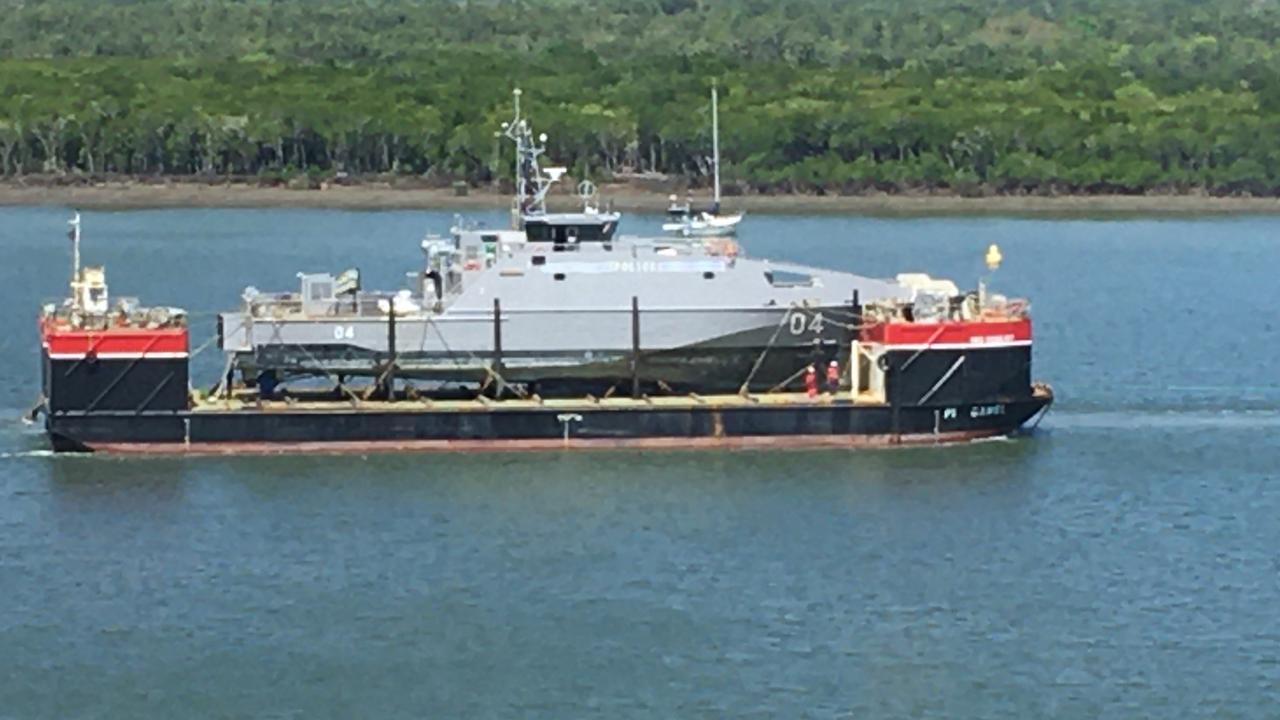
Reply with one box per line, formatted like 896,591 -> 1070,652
309,282 -> 333,300
765,270 -> 815,288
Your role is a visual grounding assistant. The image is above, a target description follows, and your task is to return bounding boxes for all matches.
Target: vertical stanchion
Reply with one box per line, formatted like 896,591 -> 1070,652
845,290 -> 862,392
631,296 -> 641,399
493,297 -> 504,399
384,302 -> 397,399
887,358 -> 900,443
850,289 -> 863,398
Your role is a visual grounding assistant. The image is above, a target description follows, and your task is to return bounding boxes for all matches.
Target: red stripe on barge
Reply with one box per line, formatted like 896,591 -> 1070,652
861,317 -> 1031,348
41,324 -> 189,359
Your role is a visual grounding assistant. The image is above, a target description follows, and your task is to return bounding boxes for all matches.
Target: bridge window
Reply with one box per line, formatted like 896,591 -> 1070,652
308,281 -> 333,300
765,270 -> 814,288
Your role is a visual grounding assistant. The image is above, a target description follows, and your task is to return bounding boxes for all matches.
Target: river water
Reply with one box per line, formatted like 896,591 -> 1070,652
1,207 -> 1278,717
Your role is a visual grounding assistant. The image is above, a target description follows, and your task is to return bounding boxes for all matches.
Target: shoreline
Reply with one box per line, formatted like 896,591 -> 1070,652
3,180 -> 1280,215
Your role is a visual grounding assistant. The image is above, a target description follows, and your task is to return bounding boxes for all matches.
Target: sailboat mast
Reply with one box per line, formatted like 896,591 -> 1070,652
711,83 -> 721,205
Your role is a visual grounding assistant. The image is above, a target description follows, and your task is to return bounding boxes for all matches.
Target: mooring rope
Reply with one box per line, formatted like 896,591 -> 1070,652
421,314 -> 528,399
766,364 -> 812,394
738,306 -> 792,395
258,318 -> 364,404
188,332 -> 220,359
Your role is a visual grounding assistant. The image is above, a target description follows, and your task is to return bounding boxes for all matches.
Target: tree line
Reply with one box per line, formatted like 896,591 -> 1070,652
3,0 -> 1280,195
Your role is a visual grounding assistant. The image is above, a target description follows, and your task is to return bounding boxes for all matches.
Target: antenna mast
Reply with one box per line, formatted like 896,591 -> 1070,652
511,88 -> 523,209
500,88 -> 562,227
68,212 -> 81,307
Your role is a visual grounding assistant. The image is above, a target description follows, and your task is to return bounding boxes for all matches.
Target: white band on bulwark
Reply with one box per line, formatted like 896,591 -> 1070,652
883,340 -> 1032,351
45,352 -> 190,360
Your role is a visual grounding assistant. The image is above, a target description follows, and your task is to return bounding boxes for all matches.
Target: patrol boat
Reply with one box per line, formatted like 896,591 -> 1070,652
220,227 -> 910,396
217,223 -> 1044,401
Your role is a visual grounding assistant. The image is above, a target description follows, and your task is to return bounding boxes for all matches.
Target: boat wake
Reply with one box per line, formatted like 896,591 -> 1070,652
1045,408 -> 1280,431
0,449 -> 57,459
969,434 -> 1016,444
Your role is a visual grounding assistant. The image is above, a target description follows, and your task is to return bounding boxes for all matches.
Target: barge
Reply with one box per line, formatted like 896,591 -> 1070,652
36,215 -> 1051,455
46,390 -> 1053,455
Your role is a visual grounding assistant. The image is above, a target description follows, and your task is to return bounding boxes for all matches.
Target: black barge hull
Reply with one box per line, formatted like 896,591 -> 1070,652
44,390 -> 1052,455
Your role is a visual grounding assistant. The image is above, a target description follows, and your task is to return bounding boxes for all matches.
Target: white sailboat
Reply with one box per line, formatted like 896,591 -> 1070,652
663,83 -> 744,237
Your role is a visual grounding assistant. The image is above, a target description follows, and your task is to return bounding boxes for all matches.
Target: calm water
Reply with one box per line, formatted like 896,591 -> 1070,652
2,207 -> 1279,717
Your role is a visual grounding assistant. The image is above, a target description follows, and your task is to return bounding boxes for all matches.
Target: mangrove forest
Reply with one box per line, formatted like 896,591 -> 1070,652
3,0 -> 1280,195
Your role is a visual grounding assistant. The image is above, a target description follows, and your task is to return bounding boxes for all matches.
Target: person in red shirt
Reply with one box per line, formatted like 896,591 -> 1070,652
803,364 -> 818,398
825,360 -> 841,393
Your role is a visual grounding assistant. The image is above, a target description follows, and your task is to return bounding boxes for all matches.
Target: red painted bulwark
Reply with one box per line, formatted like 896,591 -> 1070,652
861,318 -> 1032,347
41,322 -> 189,359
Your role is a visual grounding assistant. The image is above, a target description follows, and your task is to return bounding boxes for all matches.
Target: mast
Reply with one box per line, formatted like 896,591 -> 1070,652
711,82 -> 721,207
68,212 -> 81,308
500,88 -> 560,227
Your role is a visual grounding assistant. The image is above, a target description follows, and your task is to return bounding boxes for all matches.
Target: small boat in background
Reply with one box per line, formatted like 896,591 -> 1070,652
663,83 -> 744,237
662,203 -> 745,237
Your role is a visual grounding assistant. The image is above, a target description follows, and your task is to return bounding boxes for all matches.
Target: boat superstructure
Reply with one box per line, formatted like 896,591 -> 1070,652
38,214 -> 190,416
504,88 -> 620,242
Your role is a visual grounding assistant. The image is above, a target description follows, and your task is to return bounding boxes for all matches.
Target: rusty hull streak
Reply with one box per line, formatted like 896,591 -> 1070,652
86,429 -> 1013,456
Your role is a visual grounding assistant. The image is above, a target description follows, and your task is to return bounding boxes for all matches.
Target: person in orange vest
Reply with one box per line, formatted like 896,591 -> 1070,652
825,360 -> 841,393
804,364 -> 818,398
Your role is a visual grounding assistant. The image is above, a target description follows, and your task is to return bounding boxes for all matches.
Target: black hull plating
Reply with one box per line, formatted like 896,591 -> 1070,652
883,346 -> 1031,406
45,393 -> 1051,454
42,355 -> 189,413
42,328 -> 1050,454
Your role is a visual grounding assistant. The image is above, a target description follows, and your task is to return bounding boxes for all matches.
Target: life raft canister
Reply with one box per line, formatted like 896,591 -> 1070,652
707,238 -> 739,257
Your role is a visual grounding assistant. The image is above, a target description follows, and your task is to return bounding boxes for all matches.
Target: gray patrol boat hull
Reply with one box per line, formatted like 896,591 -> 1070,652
219,232 -> 911,396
